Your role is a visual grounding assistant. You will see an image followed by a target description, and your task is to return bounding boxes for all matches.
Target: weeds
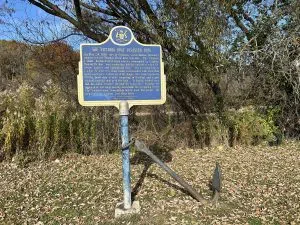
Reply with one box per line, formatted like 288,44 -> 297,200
0,82 -> 119,163
0,83 -> 281,163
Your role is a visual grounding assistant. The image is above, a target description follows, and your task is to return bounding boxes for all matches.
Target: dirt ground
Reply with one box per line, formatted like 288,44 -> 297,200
0,141 -> 299,225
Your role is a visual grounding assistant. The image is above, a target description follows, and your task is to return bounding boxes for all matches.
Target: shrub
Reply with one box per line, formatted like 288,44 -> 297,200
226,107 -> 278,146
0,82 -> 119,163
0,82 -> 281,163
192,107 -> 279,147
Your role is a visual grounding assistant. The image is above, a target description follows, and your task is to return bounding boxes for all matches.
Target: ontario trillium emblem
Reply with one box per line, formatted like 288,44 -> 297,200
116,30 -> 128,41
111,26 -> 132,45
115,29 -> 130,44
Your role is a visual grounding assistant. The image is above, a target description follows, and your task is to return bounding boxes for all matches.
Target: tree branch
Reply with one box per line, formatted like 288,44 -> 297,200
73,0 -> 83,23
231,10 -> 250,37
20,32 -> 82,45
80,1 -> 117,17
137,0 -> 173,49
30,0 -> 79,25
27,0 -> 106,42
28,0 -> 59,17
243,12 -> 255,25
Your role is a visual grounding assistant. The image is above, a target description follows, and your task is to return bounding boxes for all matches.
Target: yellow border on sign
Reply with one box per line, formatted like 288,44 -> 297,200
77,26 -> 166,109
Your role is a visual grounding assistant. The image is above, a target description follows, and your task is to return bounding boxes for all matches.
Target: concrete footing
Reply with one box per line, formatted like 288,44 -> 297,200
115,201 -> 140,218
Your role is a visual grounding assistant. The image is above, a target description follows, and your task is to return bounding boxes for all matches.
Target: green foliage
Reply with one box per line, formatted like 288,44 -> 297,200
0,82 -> 119,162
226,107 -> 278,146
193,107 -> 279,147
0,81 -> 283,163
247,217 -> 262,225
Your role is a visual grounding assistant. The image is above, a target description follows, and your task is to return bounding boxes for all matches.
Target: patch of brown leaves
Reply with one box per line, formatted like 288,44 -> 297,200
0,141 -> 299,224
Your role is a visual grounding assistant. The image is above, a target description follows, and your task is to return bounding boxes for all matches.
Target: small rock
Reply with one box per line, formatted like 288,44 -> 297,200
217,145 -> 224,151
11,163 -> 18,169
0,210 -> 5,220
35,222 -> 44,225
54,159 -> 60,163
170,216 -> 177,221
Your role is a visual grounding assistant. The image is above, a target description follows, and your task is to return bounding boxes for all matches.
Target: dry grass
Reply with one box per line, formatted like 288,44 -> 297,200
0,141 -> 299,225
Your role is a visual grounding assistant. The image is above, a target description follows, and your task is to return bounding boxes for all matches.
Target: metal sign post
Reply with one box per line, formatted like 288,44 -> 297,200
78,26 -> 166,217
119,101 -> 131,209
78,26 -> 222,218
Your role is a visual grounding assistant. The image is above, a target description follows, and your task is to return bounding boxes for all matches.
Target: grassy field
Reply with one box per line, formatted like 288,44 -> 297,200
0,141 -> 299,225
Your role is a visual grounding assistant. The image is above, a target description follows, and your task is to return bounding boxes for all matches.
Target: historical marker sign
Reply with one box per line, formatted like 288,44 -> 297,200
77,26 -> 166,108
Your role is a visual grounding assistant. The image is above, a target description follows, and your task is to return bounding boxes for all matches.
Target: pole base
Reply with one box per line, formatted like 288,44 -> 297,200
115,201 -> 140,218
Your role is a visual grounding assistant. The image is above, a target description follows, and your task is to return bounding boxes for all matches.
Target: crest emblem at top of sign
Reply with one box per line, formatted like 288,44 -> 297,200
111,26 -> 133,45
116,30 -> 127,40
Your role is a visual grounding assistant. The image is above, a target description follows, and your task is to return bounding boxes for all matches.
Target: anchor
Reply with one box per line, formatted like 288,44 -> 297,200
125,138 -> 222,205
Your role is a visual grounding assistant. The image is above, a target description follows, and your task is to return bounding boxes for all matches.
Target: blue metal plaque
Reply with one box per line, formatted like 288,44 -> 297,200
78,26 -> 166,108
